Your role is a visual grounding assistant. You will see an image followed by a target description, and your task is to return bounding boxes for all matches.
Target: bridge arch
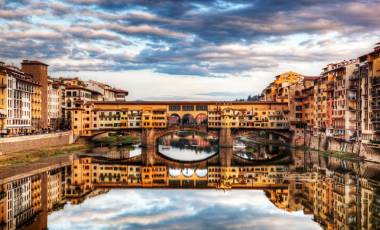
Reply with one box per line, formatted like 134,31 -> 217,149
195,168 -> 208,177
169,168 -> 181,177
182,114 -> 196,125
195,113 -> 208,125
182,168 -> 195,177
168,113 -> 181,126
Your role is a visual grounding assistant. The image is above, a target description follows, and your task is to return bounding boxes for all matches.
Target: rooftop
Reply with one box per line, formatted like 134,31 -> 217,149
21,60 -> 48,66
91,100 -> 288,106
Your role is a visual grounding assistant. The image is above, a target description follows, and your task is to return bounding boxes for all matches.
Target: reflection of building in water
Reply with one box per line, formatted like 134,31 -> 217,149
1,151 -> 380,230
0,164 -> 70,230
208,166 -> 289,189
159,131 -> 217,150
332,170 -> 358,229
6,177 -> 32,230
312,169 -> 334,230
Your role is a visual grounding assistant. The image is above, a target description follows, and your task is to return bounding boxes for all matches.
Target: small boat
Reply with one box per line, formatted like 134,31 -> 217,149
161,146 -> 171,150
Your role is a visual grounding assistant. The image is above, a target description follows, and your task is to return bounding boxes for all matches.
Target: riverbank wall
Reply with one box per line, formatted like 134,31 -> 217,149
301,132 -> 380,162
0,131 -> 74,154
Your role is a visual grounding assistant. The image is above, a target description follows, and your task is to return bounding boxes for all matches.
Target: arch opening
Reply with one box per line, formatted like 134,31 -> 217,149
168,114 -> 181,126
195,113 -> 208,125
182,114 -> 196,126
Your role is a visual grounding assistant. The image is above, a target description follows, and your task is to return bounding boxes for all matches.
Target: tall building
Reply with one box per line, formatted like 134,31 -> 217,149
5,177 -> 33,230
0,69 -> 7,135
21,60 -> 49,130
321,60 -> 358,141
0,62 -> 40,135
358,43 -> 380,143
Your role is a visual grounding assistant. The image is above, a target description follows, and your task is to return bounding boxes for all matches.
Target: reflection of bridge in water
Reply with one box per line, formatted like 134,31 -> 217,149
86,145 -> 293,169
2,149 -> 380,230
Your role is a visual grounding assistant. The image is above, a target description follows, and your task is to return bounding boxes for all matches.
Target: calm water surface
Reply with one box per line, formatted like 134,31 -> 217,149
4,131 -> 380,230
158,131 -> 219,161
48,189 -> 320,230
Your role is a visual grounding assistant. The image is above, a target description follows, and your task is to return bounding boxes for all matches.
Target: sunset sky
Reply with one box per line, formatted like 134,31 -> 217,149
1,0 -> 379,100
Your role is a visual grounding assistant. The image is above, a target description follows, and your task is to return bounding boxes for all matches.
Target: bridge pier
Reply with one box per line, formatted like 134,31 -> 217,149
219,147 -> 233,167
141,146 -> 156,166
219,128 -> 233,148
141,128 -> 156,147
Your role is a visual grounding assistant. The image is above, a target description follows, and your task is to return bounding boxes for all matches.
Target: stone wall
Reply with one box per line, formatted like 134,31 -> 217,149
302,131 -> 379,159
0,131 -> 74,154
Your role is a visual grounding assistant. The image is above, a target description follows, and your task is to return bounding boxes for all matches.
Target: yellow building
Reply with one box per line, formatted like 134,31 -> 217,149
0,184 -> 6,229
70,101 -> 289,137
141,166 -> 167,187
359,43 -> 380,143
31,82 -> 42,132
31,175 -> 42,215
0,70 -> 7,135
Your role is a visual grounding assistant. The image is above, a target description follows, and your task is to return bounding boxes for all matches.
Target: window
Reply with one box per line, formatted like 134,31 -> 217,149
182,105 -> 194,111
196,105 -> 208,111
169,105 -> 181,111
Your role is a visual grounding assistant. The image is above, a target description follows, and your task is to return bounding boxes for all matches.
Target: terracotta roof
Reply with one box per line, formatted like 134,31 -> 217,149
21,60 -> 48,66
66,85 -> 102,94
303,76 -> 319,81
112,88 -> 129,94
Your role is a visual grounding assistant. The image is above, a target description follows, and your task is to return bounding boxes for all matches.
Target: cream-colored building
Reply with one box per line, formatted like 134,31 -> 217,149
47,79 -> 63,129
0,62 -> 40,135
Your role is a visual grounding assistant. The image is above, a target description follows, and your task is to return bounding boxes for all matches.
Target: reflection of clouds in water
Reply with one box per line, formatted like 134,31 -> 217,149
129,147 -> 142,157
49,190 -> 321,230
158,145 -> 217,161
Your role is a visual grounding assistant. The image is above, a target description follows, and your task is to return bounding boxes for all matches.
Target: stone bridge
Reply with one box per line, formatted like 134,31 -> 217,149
89,125 -> 292,148
141,125 -> 292,148
141,125 -> 235,148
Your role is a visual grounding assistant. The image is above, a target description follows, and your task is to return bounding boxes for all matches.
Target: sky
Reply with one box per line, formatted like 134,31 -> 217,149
48,189 -> 321,230
0,0 -> 380,100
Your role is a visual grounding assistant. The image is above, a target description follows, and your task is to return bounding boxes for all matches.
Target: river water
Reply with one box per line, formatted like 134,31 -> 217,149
2,131 -> 380,230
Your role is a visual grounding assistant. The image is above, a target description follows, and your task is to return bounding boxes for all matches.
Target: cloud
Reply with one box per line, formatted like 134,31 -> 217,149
0,0 -> 379,99
48,189 -> 320,230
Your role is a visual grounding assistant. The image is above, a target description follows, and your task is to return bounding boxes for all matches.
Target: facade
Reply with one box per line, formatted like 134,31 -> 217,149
69,101 -> 289,136
0,62 -> 40,135
320,60 -> 358,140
0,164 -> 70,230
359,44 -> 380,143
21,60 -> 49,130
258,43 -> 380,145
47,79 -> 63,129
5,177 -> 33,230
0,70 -> 7,134
85,80 -> 128,101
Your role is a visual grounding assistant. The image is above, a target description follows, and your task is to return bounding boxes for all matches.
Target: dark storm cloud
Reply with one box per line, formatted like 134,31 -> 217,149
0,0 -> 379,76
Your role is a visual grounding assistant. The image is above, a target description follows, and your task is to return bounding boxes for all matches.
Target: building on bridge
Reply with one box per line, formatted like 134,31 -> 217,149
69,101 -> 290,137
